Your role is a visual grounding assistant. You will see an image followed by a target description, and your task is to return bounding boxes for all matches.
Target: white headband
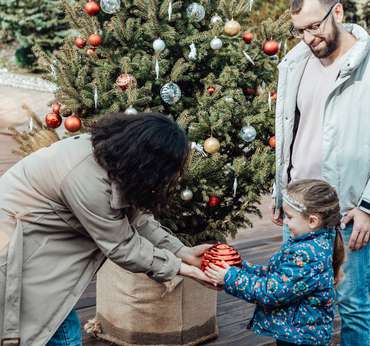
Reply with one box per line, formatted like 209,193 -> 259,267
282,190 -> 307,213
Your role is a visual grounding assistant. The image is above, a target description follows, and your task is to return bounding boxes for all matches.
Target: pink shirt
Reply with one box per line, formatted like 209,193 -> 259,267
290,54 -> 345,182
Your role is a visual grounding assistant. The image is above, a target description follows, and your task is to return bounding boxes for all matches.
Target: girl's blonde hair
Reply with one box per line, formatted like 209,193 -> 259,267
286,179 -> 345,286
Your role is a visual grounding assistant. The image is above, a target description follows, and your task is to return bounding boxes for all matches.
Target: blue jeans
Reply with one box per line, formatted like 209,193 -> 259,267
47,310 -> 82,346
283,224 -> 370,346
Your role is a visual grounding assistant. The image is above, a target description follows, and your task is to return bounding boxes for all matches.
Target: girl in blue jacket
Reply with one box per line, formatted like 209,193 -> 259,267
205,179 -> 345,346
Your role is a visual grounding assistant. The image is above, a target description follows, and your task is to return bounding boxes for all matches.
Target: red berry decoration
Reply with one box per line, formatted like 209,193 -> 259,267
45,113 -> 62,129
201,244 -> 242,271
242,32 -> 253,44
208,195 -> 221,207
51,103 -> 61,115
83,0 -> 100,16
269,136 -> 276,149
75,37 -> 86,49
87,34 -> 102,47
64,115 -> 82,133
263,40 -> 279,56
207,86 -> 215,95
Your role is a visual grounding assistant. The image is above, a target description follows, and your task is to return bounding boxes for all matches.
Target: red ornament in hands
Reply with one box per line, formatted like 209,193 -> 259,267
83,0 -> 100,16
45,113 -> 62,129
201,244 -> 242,271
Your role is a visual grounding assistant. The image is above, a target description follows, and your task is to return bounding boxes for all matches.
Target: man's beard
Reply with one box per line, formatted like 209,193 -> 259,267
309,23 -> 340,59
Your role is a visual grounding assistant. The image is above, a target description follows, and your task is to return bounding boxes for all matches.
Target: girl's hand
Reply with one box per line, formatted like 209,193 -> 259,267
204,262 -> 230,286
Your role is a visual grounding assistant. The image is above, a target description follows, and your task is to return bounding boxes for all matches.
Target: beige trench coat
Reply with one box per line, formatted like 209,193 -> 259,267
0,134 -> 184,345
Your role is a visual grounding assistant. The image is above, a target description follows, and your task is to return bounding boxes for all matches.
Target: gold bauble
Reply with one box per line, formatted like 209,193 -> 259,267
224,20 -> 241,36
204,137 -> 220,154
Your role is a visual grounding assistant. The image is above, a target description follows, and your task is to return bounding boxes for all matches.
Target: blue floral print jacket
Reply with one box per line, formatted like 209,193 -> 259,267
224,228 -> 336,345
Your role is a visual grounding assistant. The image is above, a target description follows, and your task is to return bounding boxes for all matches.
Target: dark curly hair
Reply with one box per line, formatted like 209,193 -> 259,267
91,112 -> 189,212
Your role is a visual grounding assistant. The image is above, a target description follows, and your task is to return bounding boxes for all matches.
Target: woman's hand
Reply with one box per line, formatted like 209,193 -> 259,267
179,262 -> 213,283
204,262 -> 230,286
176,244 -> 213,268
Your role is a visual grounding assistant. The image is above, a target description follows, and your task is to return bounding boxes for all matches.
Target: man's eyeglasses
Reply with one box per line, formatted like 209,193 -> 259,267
290,1 -> 339,39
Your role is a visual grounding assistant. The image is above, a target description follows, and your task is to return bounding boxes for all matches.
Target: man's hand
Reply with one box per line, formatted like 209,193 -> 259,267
342,208 -> 370,250
176,244 -> 213,268
271,198 -> 283,226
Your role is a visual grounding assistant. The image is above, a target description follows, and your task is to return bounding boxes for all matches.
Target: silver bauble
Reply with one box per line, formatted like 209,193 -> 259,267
100,0 -> 120,14
210,37 -> 222,50
210,14 -> 222,24
160,82 -> 181,104
153,38 -> 166,52
181,188 -> 193,201
240,125 -> 257,143
124,106 -> 138,115
186,3 -> 205,22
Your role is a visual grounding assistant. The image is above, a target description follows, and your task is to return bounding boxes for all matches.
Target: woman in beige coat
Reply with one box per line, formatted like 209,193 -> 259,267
0,112 -> 211,346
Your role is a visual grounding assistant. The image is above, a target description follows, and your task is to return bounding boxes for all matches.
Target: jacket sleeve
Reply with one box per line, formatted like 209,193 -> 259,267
131,212 -> 185,254
60,165 -> 181,282
224,246 -> 325,308
358,180 -> 370,214
241,260 -> 269,277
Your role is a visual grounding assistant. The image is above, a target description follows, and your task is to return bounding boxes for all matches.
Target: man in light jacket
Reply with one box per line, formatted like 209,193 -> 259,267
272,0 -> 370,345
0,112 -> 211,345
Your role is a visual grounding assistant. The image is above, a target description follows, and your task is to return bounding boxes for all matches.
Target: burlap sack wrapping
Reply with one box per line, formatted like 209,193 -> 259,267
94,259 -> 218,346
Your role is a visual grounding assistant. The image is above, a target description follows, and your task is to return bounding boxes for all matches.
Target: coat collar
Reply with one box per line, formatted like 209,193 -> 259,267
280,23 -> 370,78
289,227 -> 333,243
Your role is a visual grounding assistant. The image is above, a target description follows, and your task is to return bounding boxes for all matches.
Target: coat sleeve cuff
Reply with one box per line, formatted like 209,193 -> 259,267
358,199 -> 370,214
148,248 -> 182,282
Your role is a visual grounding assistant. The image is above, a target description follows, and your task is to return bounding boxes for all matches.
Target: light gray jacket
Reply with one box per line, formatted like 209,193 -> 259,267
275,24 -> 370,215
0,134 -> 184,345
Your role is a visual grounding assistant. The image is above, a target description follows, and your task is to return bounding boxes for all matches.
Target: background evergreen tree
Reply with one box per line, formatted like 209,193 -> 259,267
0,0 -> 70,69
35,0 -> 290,245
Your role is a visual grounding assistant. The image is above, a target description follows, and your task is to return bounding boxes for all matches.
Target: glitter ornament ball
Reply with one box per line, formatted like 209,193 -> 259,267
204,137 -> 220,154
240,125 -> 257,143
64,115 -> 82,132
224,19 -> 241,36
160,82 -> 181,104
153,38 -> 166,52
186,3 -> 205,22
210,37 -> 222,50
116,73 -> 137,91
201,244 -> 242,270
100,0 -> 120,14
45,113 -> 62,129
210,14 -> 222,24
181,188 -> 193,201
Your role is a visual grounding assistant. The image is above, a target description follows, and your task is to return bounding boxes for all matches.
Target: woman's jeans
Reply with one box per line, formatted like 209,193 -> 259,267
283,223 -> 370,346
47,310 -> 82,346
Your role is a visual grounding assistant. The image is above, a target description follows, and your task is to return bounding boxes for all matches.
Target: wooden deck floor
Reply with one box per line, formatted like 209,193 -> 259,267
76,231 -> 341,346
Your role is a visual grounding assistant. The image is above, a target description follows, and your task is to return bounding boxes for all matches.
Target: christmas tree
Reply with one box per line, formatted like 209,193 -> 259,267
35,0 -> 290,245
342,0 -> 369,28
0,0 -> 70,68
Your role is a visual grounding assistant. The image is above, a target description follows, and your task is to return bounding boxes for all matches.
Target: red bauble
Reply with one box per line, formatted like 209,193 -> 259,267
263,40 -> 279,56
83,0 -> 100,16
243,87 -> 256,96
64,115 -> 82,132
242,32 -> 253,44
87,34 -> 102,47
201,244 -> 242,271
207,86 -> 215,95
51,103 -> 61,115
271,91 -> 277,101
208,196 -> 221,207
75,37 -> 86,49
45,113 -> 62,129
86,48 -> 96,57
269,136 -> 276,149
